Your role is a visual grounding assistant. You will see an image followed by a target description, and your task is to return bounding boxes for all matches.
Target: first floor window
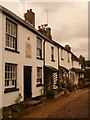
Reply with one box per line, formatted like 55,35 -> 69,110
61,49 -> 64,60
51,46 -> 54,61
6,19 -> 17,50
37,37 -> 42,58
68,52 -> 70,62
5,63 -> 17,89
37,67 -> 42,85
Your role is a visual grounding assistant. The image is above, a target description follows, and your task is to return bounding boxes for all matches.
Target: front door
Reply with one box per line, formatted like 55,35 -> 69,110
24,66 -> 32,100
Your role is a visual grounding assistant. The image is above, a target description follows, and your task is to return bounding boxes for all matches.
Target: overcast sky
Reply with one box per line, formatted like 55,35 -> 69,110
0,1 -> 88,59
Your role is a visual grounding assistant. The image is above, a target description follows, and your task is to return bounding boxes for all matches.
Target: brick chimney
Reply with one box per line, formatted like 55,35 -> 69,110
65,45 -> 71,52
46,27 -> 52,39
24,9 -> 35,27
38,25 -> 46,36
38,25 -> 52,39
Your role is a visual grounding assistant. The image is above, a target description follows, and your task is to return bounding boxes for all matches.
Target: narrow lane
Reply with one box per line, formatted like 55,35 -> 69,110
48,89 -> 88,118
23,89 -> 88,118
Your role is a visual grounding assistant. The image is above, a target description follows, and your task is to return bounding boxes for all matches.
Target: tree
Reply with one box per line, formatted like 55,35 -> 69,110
79,55 -> 85,69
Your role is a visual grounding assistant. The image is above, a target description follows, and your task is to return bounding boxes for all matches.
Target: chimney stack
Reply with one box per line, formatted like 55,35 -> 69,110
65,45 -> 71,52
38,25 -> 52,39
38,25 -> 46,36
46,27 -> 52,39
24,9 -> 35,27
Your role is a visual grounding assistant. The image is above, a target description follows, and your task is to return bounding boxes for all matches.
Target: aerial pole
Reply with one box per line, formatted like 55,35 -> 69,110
46,10 -> 48,26
23,1 -> 25,18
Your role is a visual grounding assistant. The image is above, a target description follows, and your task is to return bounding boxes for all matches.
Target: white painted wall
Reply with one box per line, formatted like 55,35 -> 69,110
73,61 -> 81,69
80,73 -> 84,78
59,48 -> 72,70
74,73 -> 79,84
2,15 -> 44,107
45,41 -> 58,69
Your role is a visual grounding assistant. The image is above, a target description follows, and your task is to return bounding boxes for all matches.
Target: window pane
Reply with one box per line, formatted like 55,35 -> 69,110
37,68 -> 42,84
5,63 -> 16,89
6,19 -> 17,50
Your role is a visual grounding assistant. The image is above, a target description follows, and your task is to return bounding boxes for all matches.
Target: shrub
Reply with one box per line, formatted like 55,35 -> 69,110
73,84 -> 79,91
67,83 -> 74,92
15,93 -> 22,104
46,89 -> 55,99
59,81 -> 65,88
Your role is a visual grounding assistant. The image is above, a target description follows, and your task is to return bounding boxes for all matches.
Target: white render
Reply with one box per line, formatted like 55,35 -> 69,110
45,41 -> 58,69
73,60 -> 81,69
59,48 -> 72,70
2,15 -> 44,107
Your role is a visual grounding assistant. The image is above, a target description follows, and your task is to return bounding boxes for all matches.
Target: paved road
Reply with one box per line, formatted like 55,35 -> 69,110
48,89 -> 88,118
23,89 -> 88,118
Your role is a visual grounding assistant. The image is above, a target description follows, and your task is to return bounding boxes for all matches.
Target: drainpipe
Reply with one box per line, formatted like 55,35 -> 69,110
43,40 -> 46,94
58,46 -> 60,93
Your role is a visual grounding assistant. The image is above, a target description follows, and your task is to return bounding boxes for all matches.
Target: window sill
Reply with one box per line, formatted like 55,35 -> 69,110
51,59 -> 55,62
37,57 -> 44,60
36,84 -> 43,87
4,88 -> 19,93
5,48 -> 20,54
61,58 -> 64,60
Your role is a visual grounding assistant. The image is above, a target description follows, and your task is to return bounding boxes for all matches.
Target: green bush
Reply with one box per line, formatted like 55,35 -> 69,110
73,84 -> 79,91
46,89 -> 55,99
67,83 -> 79,92
59,81 -> 65,88
67,83 -> 74,92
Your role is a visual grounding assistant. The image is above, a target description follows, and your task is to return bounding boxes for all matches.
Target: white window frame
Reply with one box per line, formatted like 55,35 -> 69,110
68,52 -> 70,62
6,19 -> 17,50
5,63 -> 17,89
37,37 -> 42,58
37,67 -> 42,85
51,46 -> 54,61
61,49 -> 64,60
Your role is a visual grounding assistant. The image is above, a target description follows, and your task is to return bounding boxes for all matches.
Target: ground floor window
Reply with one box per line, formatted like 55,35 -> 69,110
5,63 -> 17,89
37,67 -> 42,85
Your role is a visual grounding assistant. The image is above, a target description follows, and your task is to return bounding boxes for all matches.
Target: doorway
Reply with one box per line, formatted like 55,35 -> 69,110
24,66 -> 32,100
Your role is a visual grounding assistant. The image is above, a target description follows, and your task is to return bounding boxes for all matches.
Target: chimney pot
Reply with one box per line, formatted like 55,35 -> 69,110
41,25 -> 45,30
38,26 -> 41,30
30,9 -> 32,12
65,45 -> 71,52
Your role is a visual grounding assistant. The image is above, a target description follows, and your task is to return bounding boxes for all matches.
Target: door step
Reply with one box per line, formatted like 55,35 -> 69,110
25,99 -> 41,106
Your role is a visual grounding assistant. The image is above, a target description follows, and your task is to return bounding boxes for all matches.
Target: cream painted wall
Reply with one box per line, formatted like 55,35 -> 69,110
59,48 -> 72,70
2,14 -> 44,107
73,61 -> 81,69
45,41 -> 58,69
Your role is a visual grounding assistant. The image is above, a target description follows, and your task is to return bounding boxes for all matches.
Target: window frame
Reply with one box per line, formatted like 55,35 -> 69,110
51,46 -> 55,62
61,49 -> 64,60
68,52 -> 70,62
36,36 -> 42,59
4,63 -> 18,93
36,67 -> 42,87
5,18 -> 18,51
